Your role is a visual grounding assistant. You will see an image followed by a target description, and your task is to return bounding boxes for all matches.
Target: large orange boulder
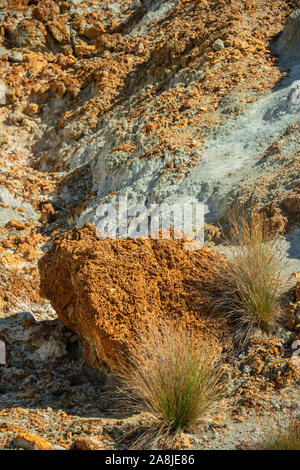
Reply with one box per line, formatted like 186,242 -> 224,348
38,224 -> 230,371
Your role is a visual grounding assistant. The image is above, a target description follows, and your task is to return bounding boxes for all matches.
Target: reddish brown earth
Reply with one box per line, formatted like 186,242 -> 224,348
39,223 -> 231,370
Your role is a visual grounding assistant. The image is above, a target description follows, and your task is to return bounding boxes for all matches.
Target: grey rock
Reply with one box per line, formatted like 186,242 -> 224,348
7,111 -> 25,125
275,9 -> 300,60
270,399 -> 281,411
213,39 -> 225,51
242,365 -> 252,374
0,46 -> 8,58
9,51 -> 24,63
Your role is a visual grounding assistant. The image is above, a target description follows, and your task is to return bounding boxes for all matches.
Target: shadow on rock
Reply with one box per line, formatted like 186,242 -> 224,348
0,312 -> 131,419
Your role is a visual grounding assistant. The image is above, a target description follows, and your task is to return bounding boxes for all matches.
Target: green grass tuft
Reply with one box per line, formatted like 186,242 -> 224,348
200,211 -> 286,345
117,323 -> 225,444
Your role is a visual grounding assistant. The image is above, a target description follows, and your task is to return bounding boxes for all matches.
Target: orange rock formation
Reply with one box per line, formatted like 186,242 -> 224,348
39,224 -> 231,370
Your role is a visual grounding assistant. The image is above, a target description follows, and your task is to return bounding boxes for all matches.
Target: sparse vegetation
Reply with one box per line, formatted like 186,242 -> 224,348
117,323 -> 225,445
200,211 -> 286,345
259,419 -> 300,450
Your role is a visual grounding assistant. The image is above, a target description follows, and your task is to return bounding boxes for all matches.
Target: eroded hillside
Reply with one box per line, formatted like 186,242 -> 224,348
0,0 -> 299,451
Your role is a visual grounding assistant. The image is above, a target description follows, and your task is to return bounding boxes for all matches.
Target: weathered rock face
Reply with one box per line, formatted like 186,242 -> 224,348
275,8 -> 300,59
38,224 -> 231,371
9,20 -> 47,51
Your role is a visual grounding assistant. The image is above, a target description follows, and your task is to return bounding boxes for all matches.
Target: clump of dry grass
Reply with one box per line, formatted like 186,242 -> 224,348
200,211 -> 286,346
259,419 -> 300,450
117,323 -> 225,446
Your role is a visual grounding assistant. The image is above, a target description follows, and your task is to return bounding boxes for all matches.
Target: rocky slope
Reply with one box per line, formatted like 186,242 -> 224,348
0,0 -> 299,450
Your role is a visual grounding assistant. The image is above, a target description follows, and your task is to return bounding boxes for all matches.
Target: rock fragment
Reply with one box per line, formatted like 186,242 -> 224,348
213,39 -> 225,51
24,103 -> 39,116
72,436 -> 105,450
14,431 -> 55,450
5,219 -> 26,231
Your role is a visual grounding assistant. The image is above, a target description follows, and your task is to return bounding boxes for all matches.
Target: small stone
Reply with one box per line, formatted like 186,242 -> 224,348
16,244 -> 37,262
235,39 -> 249,51
242,365 -> 251,374
5,219 -> 26,231
10,19 -> 47,51
72,436 -> 105,450
8,111 -> 24,124
32,1 -> 60,21
224,39 -> 233,47
14,432 -> 54,451
1,85 -> 14,106
74,44 -> 96,58
41,202 -> 55,224
8,52 -> 24,63
85,24 -> 104,39
47,21 -> 70,43
213,39 -> 225,51
0,46 -> 8,58
24,103 -> 39,116
271,399 -> 281,411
